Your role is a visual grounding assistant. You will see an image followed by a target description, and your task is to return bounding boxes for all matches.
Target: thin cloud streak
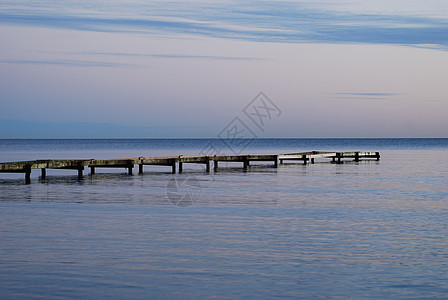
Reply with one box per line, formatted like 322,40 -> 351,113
335,93 -> 402,97
0,59 -> 135,68
0,53 -> 263,69
72,52 -> 264,61
331,92 -> 402,101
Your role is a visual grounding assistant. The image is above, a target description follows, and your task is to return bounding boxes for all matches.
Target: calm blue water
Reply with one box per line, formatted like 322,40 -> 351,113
1,139 -> 448,299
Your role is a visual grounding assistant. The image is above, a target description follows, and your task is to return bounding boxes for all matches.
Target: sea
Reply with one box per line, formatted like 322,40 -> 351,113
1,138 -> 447,299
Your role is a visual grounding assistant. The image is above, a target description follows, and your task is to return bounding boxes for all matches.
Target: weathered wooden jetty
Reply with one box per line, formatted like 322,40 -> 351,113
0,151 -> 380,184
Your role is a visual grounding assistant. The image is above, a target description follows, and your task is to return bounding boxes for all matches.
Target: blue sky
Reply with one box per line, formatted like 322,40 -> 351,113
1,0 -> 448,138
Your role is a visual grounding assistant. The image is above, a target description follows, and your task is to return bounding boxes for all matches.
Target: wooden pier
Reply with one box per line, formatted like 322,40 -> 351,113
278,151 -> 380,164
0,151 -> 380,184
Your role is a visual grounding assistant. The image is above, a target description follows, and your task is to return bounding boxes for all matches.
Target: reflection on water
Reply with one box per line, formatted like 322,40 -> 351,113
1,146 -> 448,299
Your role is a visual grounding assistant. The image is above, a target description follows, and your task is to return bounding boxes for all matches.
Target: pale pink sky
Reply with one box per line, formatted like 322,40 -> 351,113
1,0 -> 448,137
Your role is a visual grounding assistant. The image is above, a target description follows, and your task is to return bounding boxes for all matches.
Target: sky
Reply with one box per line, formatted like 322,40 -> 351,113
1,0 -> 448,138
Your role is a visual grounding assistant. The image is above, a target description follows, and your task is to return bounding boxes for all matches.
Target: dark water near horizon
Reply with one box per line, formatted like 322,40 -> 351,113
1,138 -> 448,153
1,139 -> 448,299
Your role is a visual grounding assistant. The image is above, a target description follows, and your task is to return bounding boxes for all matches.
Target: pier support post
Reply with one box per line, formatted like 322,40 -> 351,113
25,172 -> 31,184
336,153 -> 342,163
139,164 -> 143,175
41,168 -> 46,180
25,164 -> 31,184
354,152 -> 360,162
178,156 -> 183,173
311,158 -> 315,164
274,157 -> 278,168
376,152 -> 380,161
302,154 -> 307,165
90,167 -> 95,175
171,160 -> 176,174
78,166 -> 84,179
243,158 -> 249,169
214,160 -> 218,172
127,160 -> 133,175
205,159 -> 210,173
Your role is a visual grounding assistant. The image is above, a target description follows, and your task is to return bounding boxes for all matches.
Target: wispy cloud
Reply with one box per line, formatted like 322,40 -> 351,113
336,92 -> 402,97
332,92 -> 402,100
0,59 -> 135,68
1,1 -> 448,48
0,52 -> 263,69
70,52 -> 263,61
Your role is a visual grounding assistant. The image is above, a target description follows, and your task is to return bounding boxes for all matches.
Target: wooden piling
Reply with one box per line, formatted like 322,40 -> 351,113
78,166 -> 84,179
205,158 -> 210,173
336,153 -> 342,163
171,159 -> 176,174
41,168 -> 46,179
139,164 -> 143,175
243,157 -> 249,169
178,156 -> 183,173
25,164 -> 32,184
